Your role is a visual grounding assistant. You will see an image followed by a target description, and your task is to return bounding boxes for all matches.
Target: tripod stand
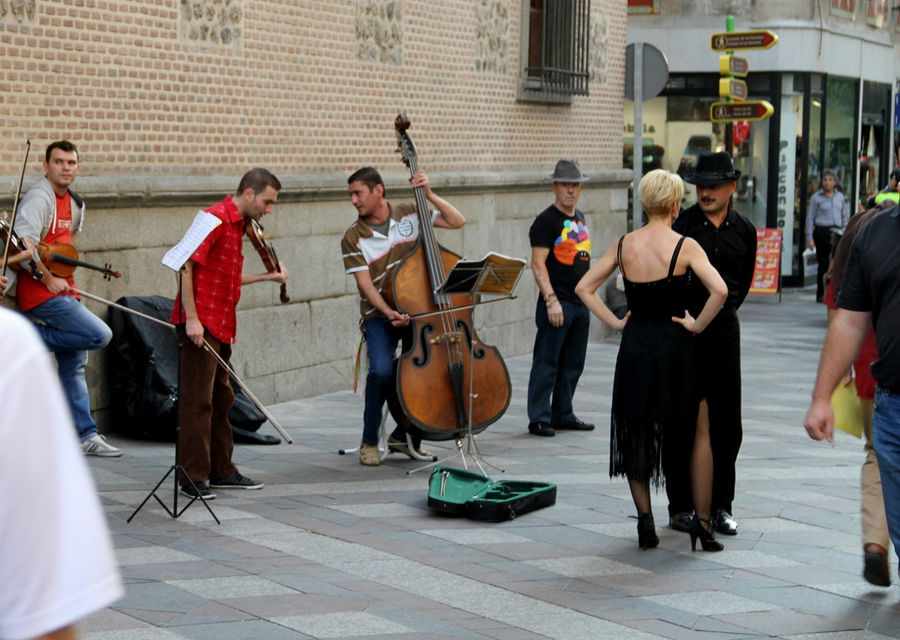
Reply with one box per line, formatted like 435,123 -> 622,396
406,253 -> 526,476
127,267 -> 220,523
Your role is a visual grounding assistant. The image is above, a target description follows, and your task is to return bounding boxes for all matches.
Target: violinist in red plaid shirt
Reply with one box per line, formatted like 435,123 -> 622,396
170,168 -> 289,500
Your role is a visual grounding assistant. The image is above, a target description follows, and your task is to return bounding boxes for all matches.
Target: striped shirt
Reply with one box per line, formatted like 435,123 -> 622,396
341,201 -> 438,319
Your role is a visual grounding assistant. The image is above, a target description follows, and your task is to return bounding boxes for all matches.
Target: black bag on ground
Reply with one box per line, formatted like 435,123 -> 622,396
107,295 -> 275,443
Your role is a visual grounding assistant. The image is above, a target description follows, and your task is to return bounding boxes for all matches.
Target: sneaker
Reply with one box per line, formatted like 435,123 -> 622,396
81,434 -> 123,457
209,472 -> 264,490
359,442 -> 381,466
527,421 -> 555,437
388,436 -> 432,460
180,482 -> 216,500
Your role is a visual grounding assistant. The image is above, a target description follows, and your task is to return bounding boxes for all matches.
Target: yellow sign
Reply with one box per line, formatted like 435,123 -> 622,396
709,100 -> 774,123
719,54 -> 749,77
710,30 -> 778,51
719,78 -> 748,101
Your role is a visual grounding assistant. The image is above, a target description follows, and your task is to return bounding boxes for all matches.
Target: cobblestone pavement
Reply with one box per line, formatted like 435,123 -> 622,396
81,288 -> 900,639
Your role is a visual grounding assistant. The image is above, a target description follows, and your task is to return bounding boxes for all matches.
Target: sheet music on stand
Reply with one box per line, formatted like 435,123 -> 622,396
161,210 -> 221,272
437,252 -> 527,297
404,251 -> 526,477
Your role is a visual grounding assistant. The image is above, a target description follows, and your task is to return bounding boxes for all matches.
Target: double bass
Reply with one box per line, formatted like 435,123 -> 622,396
386,114 -> 511,441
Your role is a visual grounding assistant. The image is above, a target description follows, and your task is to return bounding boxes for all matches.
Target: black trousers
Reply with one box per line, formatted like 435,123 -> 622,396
813,225 -> 833,301
666,309 -> 742,516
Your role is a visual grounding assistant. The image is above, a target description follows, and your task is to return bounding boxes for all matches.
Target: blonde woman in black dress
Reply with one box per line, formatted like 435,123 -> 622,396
576,169 -> 727,551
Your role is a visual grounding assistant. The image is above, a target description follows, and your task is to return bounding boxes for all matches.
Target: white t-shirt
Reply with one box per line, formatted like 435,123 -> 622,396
0,308 -> 123,640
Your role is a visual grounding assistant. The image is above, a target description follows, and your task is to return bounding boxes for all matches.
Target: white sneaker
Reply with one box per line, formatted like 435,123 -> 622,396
81,434 -> 123,457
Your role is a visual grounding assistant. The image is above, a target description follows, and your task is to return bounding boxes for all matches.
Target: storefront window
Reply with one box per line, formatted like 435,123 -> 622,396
823,76 -> 857,204
623,94 -> 723,208
808,76 -> 824,186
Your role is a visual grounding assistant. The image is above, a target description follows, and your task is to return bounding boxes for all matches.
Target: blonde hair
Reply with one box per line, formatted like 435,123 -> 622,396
638,169 -> 684,218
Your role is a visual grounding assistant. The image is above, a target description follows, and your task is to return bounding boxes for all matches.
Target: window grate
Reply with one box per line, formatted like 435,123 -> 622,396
524,0 -> 591,96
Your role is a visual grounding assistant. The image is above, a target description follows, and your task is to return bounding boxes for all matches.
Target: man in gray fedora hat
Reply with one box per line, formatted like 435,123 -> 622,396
526,159 -> 595,437
667,151 -> 757,535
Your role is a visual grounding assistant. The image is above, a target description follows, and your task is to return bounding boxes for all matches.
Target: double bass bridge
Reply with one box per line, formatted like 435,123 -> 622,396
429,331 -> 463,345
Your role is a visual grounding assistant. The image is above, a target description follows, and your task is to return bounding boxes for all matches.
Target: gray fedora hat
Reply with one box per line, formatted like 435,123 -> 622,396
684,151 -> 741,186
547,159 -> 590,183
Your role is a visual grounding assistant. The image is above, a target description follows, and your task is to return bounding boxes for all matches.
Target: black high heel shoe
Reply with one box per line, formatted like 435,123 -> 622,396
689,515 -> 723,552
637,513 -> 659,549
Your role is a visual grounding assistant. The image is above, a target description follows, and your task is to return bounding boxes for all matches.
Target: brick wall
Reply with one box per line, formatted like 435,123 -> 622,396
0,0 -> 626,176
0,1 -> 629,432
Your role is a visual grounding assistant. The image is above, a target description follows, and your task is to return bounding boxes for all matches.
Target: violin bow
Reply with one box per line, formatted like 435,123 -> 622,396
74,288 -> 294,445
406,295 -> 517,320
2,139 -> 31,278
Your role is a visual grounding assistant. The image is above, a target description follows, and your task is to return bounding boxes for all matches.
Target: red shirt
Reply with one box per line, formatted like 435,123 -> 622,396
170,196 -> 245,343
16,192 -> 78,312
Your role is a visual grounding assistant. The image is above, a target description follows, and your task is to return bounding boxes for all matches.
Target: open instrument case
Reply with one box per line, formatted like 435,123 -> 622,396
427,466 -> 556,522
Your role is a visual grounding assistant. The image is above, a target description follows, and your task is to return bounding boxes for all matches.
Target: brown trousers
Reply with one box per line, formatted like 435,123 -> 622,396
861,397 -> 890,551
177,327 -> 238,486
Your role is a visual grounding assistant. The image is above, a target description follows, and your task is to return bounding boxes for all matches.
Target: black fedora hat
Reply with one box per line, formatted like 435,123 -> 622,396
684,151 -> 741,186
547,159 -> 590,183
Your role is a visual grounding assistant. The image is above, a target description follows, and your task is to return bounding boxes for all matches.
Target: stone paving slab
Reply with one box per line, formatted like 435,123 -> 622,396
79,289 -> 900,639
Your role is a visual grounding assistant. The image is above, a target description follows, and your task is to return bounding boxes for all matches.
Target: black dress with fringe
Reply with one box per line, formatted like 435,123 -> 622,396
610,236 -> 698,487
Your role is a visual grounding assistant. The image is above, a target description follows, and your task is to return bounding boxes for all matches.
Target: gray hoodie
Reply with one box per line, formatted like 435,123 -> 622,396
5,177 -> 85,296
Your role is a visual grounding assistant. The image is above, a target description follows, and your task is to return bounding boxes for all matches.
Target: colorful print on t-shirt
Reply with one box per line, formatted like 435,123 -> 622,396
553,218 -> 591,265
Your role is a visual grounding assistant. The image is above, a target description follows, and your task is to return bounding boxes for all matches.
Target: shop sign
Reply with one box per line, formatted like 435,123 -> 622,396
750,228 -> 782,295
627,0 -> 660,14
732,121 -> 750,145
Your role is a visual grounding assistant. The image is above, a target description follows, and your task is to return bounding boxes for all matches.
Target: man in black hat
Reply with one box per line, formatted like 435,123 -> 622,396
526,159 -> 594,437
668,151 -> 757,535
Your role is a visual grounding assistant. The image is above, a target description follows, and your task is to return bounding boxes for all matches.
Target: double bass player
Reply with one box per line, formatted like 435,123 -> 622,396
341,167 -> 465,466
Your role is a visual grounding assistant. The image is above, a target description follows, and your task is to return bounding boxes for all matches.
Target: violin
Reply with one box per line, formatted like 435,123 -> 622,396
244,218 -> 289,303
37,240 -> 122,280
0,218 -> 39,276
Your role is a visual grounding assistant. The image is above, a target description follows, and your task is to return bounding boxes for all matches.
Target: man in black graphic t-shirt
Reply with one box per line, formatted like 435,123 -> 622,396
526,160 -> 594,437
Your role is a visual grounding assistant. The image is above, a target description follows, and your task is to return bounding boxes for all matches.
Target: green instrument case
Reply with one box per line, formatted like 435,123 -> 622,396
427,466 -> 556,521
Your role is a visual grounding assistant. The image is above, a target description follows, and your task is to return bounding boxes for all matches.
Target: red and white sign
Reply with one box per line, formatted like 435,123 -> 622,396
750,228 -> 782,295
732,121 -> 750,145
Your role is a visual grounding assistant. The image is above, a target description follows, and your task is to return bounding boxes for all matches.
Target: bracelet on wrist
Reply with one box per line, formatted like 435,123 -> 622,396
544,293 -> 557,305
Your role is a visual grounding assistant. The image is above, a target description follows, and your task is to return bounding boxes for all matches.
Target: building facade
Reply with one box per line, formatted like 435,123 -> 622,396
0,1 -> 629,429
627,0 -> 897,286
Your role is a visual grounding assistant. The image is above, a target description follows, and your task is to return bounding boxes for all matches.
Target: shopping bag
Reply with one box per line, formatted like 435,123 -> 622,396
830,378 -> 863,439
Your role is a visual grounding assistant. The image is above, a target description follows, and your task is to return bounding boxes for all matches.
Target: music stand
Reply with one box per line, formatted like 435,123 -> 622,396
128,211 -> 223,524
407,252 -> 526,476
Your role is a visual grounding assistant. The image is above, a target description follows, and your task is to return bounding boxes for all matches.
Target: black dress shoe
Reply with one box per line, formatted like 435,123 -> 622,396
669,511 -> 693,533
864,549 -> 891,587
553,418 -> 595,431
528,422 -> 555,437
713,508 -> 738,535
